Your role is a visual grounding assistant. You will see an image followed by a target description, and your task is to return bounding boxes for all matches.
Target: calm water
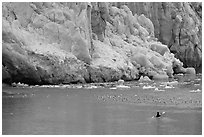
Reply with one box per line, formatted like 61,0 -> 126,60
2,74 -> 202,135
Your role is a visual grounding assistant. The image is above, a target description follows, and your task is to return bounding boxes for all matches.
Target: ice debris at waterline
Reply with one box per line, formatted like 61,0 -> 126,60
166,81 -> 178,86
117,79 -> 125,85
109,84 -> 130,89
154,88 -> 165,92
139,76 -> 151,82
109,79 -> 130,89
142,85 -> 156,89
84,85 -> 98,89
164,85 -> 174,89
189,89 -> 201,93
12,82 -> 29,87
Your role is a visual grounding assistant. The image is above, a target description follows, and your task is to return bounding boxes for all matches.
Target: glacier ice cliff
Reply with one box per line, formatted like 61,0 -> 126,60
2,2 -> 200,85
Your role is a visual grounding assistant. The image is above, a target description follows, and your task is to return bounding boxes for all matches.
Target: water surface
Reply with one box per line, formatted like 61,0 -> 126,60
2,74 -> 202,135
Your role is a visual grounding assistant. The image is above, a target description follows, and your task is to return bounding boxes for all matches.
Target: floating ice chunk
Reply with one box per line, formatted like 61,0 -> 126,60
74,85 -> 83,89
54,85 -> 60,88
109,85 -> 130,89
154,88 -> 165,91
139,76 -> 151,82
85,85 -> 98,89
167,81 -> 178,86
40,85 -> 55,88
195,78 -> 201,81
194,84 -> 200,86
91,85 -> 98,88
118,79 -> 125,85
110,87 -> 117,89
116,85 -> 130,88
41,85 -> 49,88
12,82 -> 29,87
142,85 -> 155,89
189,89 -> 201,93
181,82 -> 191,85
164,85 -> 174,89
59,85 -> 68,88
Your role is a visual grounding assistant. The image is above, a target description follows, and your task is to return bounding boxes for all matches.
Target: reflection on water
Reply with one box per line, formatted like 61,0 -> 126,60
2,75 -> 202,135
